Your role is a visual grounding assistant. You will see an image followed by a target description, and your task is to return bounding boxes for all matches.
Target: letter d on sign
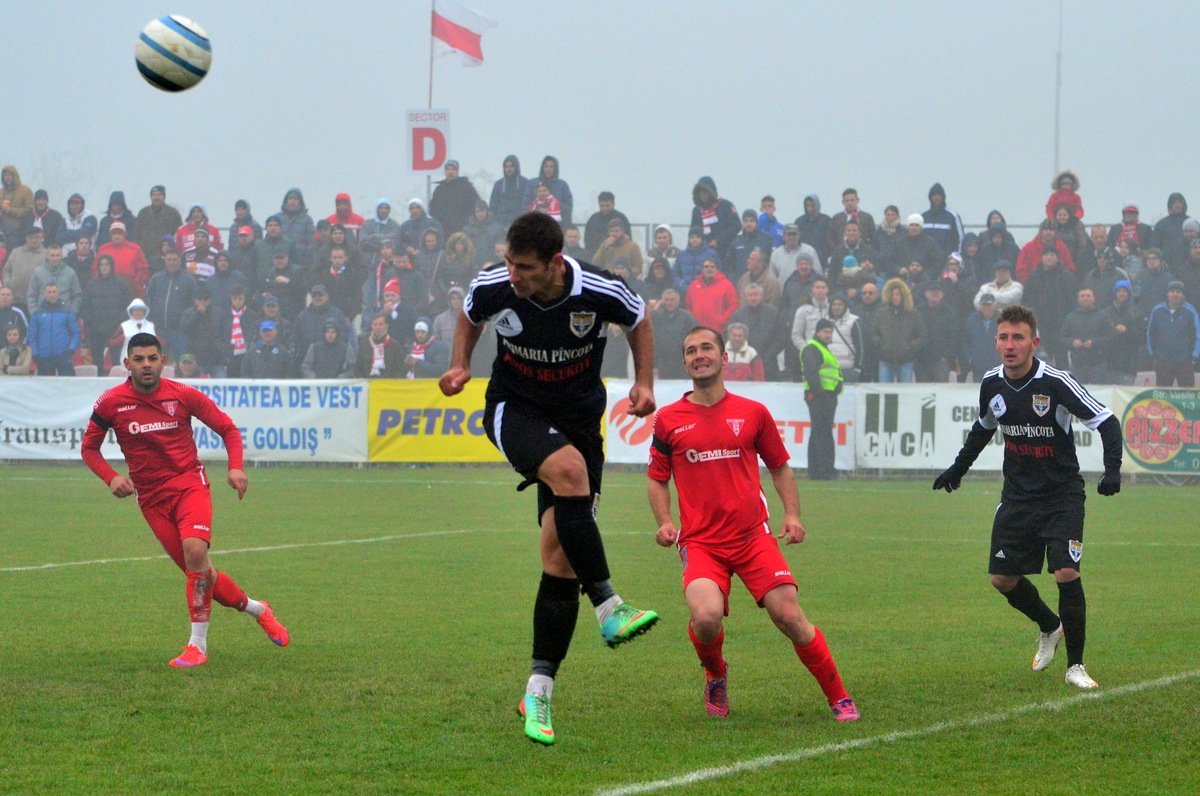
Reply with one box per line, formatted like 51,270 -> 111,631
407,108 -> 450,172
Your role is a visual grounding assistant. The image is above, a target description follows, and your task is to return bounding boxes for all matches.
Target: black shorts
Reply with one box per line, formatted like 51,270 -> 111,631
989,495 -> 1085,575
483,399 -> 604,519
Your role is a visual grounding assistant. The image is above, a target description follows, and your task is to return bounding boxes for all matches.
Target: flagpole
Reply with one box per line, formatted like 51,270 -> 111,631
427,0 -> 435,203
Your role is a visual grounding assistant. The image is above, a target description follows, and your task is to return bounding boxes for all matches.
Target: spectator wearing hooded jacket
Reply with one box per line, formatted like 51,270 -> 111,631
978,220 -> 1020,276
398,198 -> 442,259
302,319 -> 356,378
326,193 -> 364,241
685,258 -> 738,333
1015,220 -> 1077,283
792,194 -> 831,265
133,185 -> 183,259
95,222 -> 150,298
279,188 -> 315,266
1106,280 -> 1144,383
690,176 -> 739,257
871,278 -> 925,383
890,214 -> 944,277
1045,170 -> 1084,220
921,182 -> 964,258
522,155 -> 573,228
174,204 -> 223,253
0,165 -> 35,242
489,155 -> 529,227
96,191 -> 136,247
1153,193 -> 1189,262
673,227 -> 718,296
229,199 -> 263,243
360,198 -> 402,255
56,193 -> 97,256
463,200 -> 505,269
81,255 -> 130,368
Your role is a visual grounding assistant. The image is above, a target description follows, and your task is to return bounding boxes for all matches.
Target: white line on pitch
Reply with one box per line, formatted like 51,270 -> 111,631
595,668 -> 1200,796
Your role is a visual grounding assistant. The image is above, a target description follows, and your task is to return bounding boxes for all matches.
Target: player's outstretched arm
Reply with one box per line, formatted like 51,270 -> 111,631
625,315 -> 657,417
439,311 -> 483,397
768,464 -> 806,544
647,478 -> 678,547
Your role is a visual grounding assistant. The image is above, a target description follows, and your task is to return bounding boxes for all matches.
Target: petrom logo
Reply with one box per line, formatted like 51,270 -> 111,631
861,392 -> 936,458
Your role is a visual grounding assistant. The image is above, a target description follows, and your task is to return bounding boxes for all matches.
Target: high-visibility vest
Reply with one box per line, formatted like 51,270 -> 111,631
803,338 -> 843,392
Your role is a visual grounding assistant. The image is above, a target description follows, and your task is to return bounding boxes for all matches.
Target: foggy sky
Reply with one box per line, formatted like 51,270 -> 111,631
7,1 -> 1199,238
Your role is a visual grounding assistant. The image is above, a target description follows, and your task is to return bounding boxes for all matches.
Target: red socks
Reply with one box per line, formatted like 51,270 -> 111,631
211,570 -> 249,611
689,623 -> 727,679
794,627 -> 849,704
185,570 -> 213,623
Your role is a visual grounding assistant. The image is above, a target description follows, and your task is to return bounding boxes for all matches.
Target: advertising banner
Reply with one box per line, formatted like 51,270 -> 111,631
0,378 -> 367,462
1113,386 -> 1200,475
368,379 -> 505,463
604,379 -> 856,470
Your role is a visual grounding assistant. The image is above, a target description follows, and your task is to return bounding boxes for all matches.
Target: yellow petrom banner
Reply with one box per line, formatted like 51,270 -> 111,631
368,379 -> 506,462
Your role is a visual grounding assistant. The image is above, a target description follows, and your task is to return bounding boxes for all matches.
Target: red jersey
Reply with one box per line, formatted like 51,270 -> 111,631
81,377 -> 243,504
648,390 -> 789,547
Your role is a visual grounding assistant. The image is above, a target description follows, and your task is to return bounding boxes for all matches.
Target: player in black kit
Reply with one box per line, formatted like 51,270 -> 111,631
439,211 -> 659,744
933,304 -> 1122,689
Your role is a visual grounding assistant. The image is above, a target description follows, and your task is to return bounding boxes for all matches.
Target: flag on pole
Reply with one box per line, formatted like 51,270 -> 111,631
431,0 -> 496,66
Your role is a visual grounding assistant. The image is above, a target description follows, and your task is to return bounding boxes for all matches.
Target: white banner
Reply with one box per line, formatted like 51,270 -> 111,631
856,383 -> 1111,472
0,378 -> 368,462
604,379 -> 855,470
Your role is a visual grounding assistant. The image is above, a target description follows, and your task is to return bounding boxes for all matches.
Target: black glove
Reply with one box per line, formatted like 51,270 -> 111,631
932,464 -> 967,493
1098,469 -> 1121,496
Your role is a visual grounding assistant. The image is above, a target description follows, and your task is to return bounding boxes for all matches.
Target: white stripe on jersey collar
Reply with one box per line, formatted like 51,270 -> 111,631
561,255 -> 584,297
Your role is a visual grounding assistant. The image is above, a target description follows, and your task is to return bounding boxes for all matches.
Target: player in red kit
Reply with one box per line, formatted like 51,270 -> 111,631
81,332 -> 289,668
647,326 -> 858,721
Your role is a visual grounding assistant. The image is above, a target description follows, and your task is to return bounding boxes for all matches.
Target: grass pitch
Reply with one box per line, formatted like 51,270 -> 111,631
1,464 -> 1197,794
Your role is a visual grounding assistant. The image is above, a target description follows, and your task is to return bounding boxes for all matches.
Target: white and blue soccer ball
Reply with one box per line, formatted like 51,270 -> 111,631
135,15 -> 212,92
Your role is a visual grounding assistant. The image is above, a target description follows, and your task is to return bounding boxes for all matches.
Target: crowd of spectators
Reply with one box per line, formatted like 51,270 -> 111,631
1,161 -> 1197,387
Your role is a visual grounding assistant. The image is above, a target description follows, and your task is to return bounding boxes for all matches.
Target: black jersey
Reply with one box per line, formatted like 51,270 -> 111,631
464,256 -> 645,422
974,358 -> 1113,501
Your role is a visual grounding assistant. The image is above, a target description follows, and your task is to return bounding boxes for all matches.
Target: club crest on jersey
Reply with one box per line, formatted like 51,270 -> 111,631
989,394 -> 1007,418
162,400 -> 179,417
492,309 -> 523,337
726,418 -> 744,436
1032,394 -> 1051,417
1068,539 -> 1083,562
569,311 -> 596,338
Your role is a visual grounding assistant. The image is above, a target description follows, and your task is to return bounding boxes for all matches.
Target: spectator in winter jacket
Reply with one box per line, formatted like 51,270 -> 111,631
0,323 -> 32,376
429,160 -> 480,238
360,198 -> 402,255
398,198 -> 443,259
302,319 -> 355,378
584,191 -> 632,254
0,165 -> 35,243
650,289 -> 696,380
690,176 -> 739,257
978,221 -> 1021,276
20,189 -> 64,247
28,283 -> 79,375
180,287 -> 222,375
56,193 -> 97,256
737,248 -> 782,308
243,319 -> 294,378
757,195 -> 785,246
729,282 -> 785,381
770,223 -> 821,284
464,200 -> 505,269
1107,280 -> 1144,384
1045,170 -> 1084,220
28,243 -> 82,315
1015,220 -> 1075,282
644,224 -> 680,271
871,278 -> 925,383
96,222 -> 149,297
96,191 -> 135,247
791,277 -> 832,350
278,188 -> 315,266
975,261 -> 1024,312
261,247 -> 306,320
3,226 -> 48,311
522,156 -> 573,228
921,183 -> 964,258
357,313 -> 405,377
916,280 -> 961,382
1153,193 -> 1189,264
890,214 -> 943,278
489,155 -> 529,227
326,193 -> 364,241
174,204 -> 223,254
723,210 -> 774,281
133,185 -> 183,259
228,199 -> 263,243
593,217 -> 644,276
723,322 -> 765,382
827,187 -> 876,251
685,259 -> 738,333
1146,282 -> 1200,387
1060,287 -> 1113,383
963,294 -> 1001,380
1108,203 -> 1154,251
146,249 -> 197,357
1135,247 -> 1174,310
1082,246 -> 1130,305
293,284 -> 354,370
405,319 -> 450,379
0,286 -> 28,339
793,194 -> 831,265
81,256 -> 130,368
673,227 -> 718,295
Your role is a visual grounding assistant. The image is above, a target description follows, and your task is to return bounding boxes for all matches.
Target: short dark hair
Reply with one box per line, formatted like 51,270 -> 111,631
761,194 -> 775,204
598,191 -> 614,203
507,211 -> 563,263
997,304 -> 1038,335
683,326 -> 724,355
127,332 -> 162,353
843,187 -> 858,198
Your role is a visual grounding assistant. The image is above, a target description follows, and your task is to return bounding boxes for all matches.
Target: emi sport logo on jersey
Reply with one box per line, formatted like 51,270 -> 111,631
1121,389 -> 1200,471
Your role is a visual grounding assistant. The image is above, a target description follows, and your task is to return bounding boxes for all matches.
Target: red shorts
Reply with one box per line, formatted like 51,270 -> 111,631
139,475 -> 213,571
679,530 -> 797,609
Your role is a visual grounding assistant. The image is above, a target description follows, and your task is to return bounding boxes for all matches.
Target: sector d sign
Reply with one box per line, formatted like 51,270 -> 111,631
407,109 -> 449,172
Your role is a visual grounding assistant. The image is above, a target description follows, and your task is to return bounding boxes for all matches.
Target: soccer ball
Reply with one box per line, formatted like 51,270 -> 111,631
134,15 -> 212,92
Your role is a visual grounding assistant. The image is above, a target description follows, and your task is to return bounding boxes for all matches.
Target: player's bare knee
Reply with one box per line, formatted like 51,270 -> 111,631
990,574 -> 1019,592
1053,568 -> 1080,584
181,538 -> 211,572
690,614 -> 723,640
538,447 -> 589,495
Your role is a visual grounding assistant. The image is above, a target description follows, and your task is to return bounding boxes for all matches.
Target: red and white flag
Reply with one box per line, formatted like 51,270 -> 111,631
431,0 -> 496,66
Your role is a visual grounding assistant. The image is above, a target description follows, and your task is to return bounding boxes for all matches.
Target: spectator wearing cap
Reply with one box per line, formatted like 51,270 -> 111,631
258,294 -> 294,352
673,226 -> 718,296
1022,246 -> 1077,366
180,285 -> 222,375
429,160 -> 480,239
463,200 -> 505,269
940,252 -> 977,319
593,216 -> 644,276
770,223 -> 821,285
261,245 -> 305,319
133,186 -> 182,259
378,276 -> 417,347
3,226 -> 47,312
229,223 -> 259,277
243,318 -> 294,378
215,284 -> 258,378
406,318 -> 450,379
800,317 -> 843,480
361,198 -> 402,255
362,239 -> 402,324
96,191 -> 135,247
964,293 -> 1002,380
1147,281 -> 1200,387
583,191 -> 632,254
722,209 -> 774,282
921,182 -> 964,259
974,261 -> 1023,311
294,283 -> 354,371
301,319 -> 355,379
174,204 -> 223,254
145,247 -> 197,358
399,198 -> 443,259
916,279 -> 961,382
175,353 -> 204,379
20,189 -> 64,248
0,165 -> 35,242
1108,202 -> 1154,251
325,193 -> 364,242
888,213 -> 943,278
96,221 -> 150,297
357,312 -> 404,378
1107,279 -> 1144,384
228,199 -> 262,244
